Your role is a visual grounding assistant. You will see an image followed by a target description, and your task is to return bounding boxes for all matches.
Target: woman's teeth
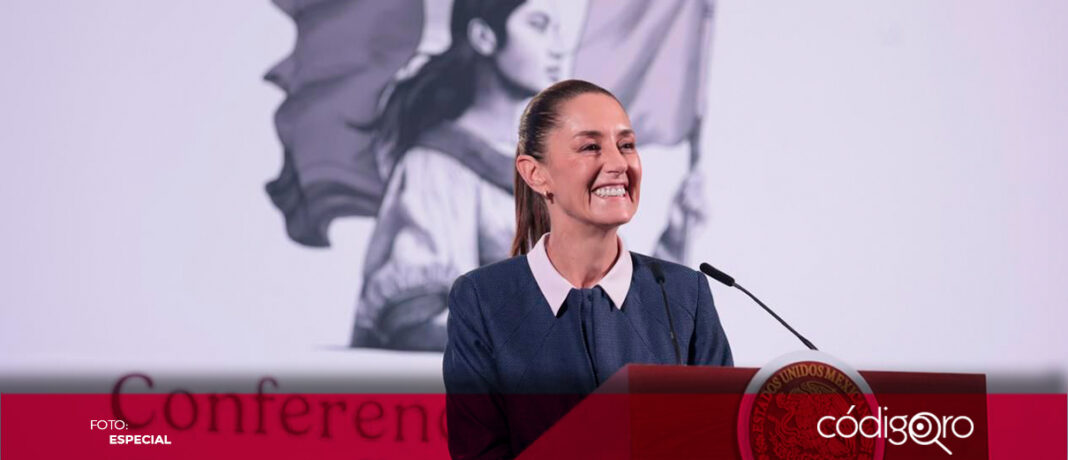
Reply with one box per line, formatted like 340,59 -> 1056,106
593,185 -> 627,198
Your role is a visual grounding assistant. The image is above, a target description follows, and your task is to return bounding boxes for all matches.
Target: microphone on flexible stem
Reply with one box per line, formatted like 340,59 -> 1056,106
648,261 -> 683,365
699,263 -> 818,351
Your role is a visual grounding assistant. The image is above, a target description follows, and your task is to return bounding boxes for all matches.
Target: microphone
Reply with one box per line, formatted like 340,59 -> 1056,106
648,261 -> 683,365
699,263 -> 818,351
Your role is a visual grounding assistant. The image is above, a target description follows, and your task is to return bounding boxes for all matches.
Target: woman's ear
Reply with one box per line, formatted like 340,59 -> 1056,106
467,18 -> 498,57
516,154 -> 550,195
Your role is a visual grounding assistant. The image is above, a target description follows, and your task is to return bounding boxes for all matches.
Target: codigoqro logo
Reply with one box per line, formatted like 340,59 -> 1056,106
818,404 -> 975,455
737,351 -> 886,460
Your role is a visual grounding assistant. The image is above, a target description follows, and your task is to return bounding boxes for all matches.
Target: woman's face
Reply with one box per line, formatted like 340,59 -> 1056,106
494,0 -> 568,94
540,93 -> 642,230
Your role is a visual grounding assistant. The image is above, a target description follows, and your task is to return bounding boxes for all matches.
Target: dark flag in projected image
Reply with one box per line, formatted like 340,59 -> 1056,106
265,0 -> 717,351
264,0 -> 425,246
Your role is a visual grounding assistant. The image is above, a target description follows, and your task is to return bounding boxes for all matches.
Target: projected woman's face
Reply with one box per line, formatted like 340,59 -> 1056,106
494,0 -> 567,94
541,93 -> 642,229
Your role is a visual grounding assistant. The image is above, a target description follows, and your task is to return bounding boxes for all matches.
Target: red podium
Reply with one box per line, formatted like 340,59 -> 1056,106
519,364 -> 991,459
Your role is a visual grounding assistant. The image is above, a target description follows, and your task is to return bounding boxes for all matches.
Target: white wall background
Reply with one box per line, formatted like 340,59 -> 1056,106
1,1 -> 1065,390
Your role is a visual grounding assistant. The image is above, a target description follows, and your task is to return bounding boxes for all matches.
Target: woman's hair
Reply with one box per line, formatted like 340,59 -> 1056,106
511,79 -> 618,256
363,0 -> 525,175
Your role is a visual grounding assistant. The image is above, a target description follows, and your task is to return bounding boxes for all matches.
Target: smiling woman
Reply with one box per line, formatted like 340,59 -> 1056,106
442,79 -> 733,458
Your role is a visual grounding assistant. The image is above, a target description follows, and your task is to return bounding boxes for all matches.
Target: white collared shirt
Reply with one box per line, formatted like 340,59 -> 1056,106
526,233 -> 633,315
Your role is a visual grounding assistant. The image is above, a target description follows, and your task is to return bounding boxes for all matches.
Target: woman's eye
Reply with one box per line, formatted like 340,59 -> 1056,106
620,143 -> 636,151
581,144 -> 601,152
528,13 -> 550,32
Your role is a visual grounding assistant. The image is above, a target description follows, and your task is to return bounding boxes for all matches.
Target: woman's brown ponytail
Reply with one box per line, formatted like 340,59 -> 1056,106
510,79 -> 616,256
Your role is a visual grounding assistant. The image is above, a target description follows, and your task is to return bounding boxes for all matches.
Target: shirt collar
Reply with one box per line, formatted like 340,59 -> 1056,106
526,232 -> 633,315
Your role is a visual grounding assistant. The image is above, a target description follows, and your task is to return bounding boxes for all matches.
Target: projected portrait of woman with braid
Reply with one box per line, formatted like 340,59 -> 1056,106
267,0 -> 716,350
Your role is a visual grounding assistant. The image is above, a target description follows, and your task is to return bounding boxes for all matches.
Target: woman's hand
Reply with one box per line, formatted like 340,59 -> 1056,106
653,170 -> 708,263
673,170 -> 708,224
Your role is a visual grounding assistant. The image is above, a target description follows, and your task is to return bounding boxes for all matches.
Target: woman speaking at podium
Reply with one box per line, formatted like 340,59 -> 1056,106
443,79 -> 733,459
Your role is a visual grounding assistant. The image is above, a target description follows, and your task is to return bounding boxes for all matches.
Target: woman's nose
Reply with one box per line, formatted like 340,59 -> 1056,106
602,145 -> 628,174
549,23 -> 567,55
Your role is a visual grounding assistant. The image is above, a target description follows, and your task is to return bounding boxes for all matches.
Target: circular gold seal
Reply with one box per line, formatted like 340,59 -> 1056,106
737,351 -> 884,460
